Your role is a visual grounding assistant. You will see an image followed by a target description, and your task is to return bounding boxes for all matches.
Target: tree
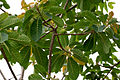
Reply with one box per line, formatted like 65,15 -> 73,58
0,0 -> 119,80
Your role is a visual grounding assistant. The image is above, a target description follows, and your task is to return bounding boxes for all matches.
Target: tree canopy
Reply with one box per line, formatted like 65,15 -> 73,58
0,0 -> 120,80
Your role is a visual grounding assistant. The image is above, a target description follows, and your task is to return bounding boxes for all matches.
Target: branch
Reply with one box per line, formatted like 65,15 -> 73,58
0,47 -> 17,80
36,6 -> 54,30
43,3 -> 77,24
48,32 -> 56,80
19,67 -> 25,80
0,69 -> 7,80
56,35 -> 71,54
39,30 -> 53,40
0,8 -> 11,15
66,3 -> 77,12
55,30 -> 94,36
103,61 -> 120,80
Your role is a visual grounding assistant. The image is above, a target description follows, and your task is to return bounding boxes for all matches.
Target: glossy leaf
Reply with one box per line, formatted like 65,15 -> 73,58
30,17 -> 42,41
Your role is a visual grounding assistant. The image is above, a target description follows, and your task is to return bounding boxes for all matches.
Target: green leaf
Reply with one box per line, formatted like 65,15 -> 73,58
81,11 -> 98,23
52,54 -> 66,73
82,34 -> 96,51
0,13 -> 8,22
72,49 -> 88,63
34,64 -> 47,77
92,25 -> 105,32
0,0 -> 10,9
2,42 -> 21,63
19,46 -> 30,69
23,9 -> 34,26
108,2 -> 115,9
52,16 -> 64,27
28,74 -> 43,80
33,46 -> 48,71
0,32 -> 8,43
97,33 -> 111,54
108,18 -> 117,24
8,32 -> 31,44
0,16 -> 22,30
67,57 -> 79,80
73,20 -> 90,30
48,6 -> 65,14
30,17 -> 42,41
59,35 -> 69,48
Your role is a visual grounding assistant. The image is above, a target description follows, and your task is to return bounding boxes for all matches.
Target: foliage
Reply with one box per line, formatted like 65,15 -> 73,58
0,0 -> 120,80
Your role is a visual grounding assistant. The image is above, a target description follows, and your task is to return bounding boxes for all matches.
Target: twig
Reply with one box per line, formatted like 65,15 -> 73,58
39,30 -> 53,40
36,6 -> 54,30
55,30 -> 94,36
0,69 -> 7,80
66,3 -> 77,12
48,32 -> 56,80
19,67 -> 25,80
56,35 -> 70,54
0,8 -> 6,13
43,3 -> 77,24
103,61 -> 120,80
0,47 -> 17,80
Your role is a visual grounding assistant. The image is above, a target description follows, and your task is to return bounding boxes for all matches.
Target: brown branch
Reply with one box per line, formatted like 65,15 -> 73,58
48,32 -> 56,80
55,30 -> 94,36
39,30 -> 53,40
0,69 -> 7,80
103,61 -> 120,80
19,67 -> 25,80
0,8 -> 6,13
56,35 -> 70,54
36,6 -> 54,30
43,3 -> 77,24
66,3 -> 77,12
0,47 -> 17,80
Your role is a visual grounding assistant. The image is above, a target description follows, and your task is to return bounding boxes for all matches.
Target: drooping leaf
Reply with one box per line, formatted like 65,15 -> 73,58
72,49 -> 88,63
67,57 -> 79,80
52,54 -> 66,73
0,32 -> 8,43
59,35 -> 69,48
8,32 -> 31,44
81,11 -> 98,23
32,46 -> 48,71
34,64 -> 47,77
0,13 -> 8,22
52,16 -> 64,27
28,74 -> 43,80
97,33 -> 111,54
30,17 -> 42,42
48,6 -> 65,14
0,16 -> 22,30
19,46 -> 31,69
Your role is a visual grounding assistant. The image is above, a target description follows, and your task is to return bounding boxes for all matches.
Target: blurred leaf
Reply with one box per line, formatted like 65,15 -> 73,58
72,56 -> 85,65
28,74 -> 43,80
0,13 -> 8,22
0,16 -> 22,30
67,57 -> 79,80
52,54 -> 66,73
59,35 -> 69,48
108,2 -> 115,9
52,16 -> 64,27
34,64 -> 47,77
30,17 -> 42,41
0,32 -> 8,43
19,46 -> 30,69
